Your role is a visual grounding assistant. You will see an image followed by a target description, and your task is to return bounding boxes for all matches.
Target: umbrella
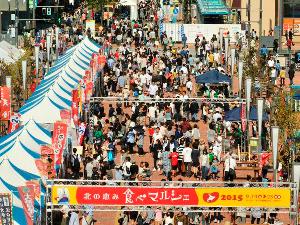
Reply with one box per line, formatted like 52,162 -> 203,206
196,69 -> 231,84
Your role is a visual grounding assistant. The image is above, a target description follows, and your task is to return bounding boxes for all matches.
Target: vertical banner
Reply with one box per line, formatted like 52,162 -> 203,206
5,77 -> 11,89
240,102 -> 247,132
60,109 -> 71,124
219,28 -> 224,53
0,86 -> 11,120
245,78 -> 252,116
78,122 -> 86,145
224,37 -> 229,63
18,186 -> 35,225
25,180 -> 41,203
0,193 -> 13,225
72,90 -> 79,126
55,27 -> 59,56
238,61 -> 243,95
22,60 -> 27,90
34,45 -> 40,80
52,122 -> 68,165
230,48 -> 236,78
46,33 -> 51,63
257,98 -> 264,152
8,112 -> 21,133
272,126 -> 279,179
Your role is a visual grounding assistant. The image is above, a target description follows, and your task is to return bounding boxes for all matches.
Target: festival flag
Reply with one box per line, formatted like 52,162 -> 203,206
78,122 -> 86,145
8,112 -> 21,133
240,102 -> 247,132
72,90 -> 79,126
25,180 -> 41,203
18,185 -> 35,225
52,121 -> 68,165
35,159 -> 49,177
60,109 -> 71,124
0,86 -> 11,120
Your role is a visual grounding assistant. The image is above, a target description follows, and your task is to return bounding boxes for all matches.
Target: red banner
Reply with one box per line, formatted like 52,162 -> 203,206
41,145 -> 54,155
78,122 -> 86,145
18,186 -> 35,225
52,122 -> 68,165
60,109 -> 71,124
0,86 -> 11,120
72,90 -> 79,126
25,180 -> 41,203
8,112 -> 20,133
35,159 -> 48,177
240,102 -> 247,132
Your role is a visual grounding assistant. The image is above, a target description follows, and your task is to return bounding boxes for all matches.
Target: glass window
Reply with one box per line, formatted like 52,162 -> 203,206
284,1 -> 300,18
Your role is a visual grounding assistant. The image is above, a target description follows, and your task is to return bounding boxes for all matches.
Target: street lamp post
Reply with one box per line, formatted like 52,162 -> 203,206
257,98 -> 264,162
271,126 -> 279,183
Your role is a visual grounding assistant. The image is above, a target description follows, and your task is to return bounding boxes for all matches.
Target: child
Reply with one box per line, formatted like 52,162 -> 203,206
210,155 -> 219,180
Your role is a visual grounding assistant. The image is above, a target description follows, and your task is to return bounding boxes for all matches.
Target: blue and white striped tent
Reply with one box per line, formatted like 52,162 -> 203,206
0,37 -> 100,224
0,158 -> 41,225
19,37 -> 100,123
0,119 -> 51,175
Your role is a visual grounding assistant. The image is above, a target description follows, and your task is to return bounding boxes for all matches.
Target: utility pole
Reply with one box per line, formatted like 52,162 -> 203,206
247,0 -> 251,50
33,0 -> 36,29
259,0 -> 262,37
15,0 -> 19,47
278,0 -> 283,53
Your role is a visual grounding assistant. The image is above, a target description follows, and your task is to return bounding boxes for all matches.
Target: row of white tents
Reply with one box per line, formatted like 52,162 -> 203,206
0,37 -> 100,224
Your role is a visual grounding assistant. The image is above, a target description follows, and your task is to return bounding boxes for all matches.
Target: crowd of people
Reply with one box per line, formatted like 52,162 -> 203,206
26,0 -> 296,225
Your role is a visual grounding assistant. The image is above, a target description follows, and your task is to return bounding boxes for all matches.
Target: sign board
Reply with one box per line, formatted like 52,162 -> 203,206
51,186 -> 291,208
259,36 -> 275,48
283,18 -> 300,35
85,20 -> 96,37
0,193 -> 13,225
164,23 -> 242,43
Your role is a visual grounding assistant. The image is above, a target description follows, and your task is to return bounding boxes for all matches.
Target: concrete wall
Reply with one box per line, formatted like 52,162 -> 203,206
240,0 -> 276,36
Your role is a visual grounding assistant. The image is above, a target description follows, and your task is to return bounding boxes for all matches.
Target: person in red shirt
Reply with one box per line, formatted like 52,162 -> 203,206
169,148 -> 179,177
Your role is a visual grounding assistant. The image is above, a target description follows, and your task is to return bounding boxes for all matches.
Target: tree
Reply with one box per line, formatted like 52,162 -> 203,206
86,0 -> 119,25
272,90 -> 300,171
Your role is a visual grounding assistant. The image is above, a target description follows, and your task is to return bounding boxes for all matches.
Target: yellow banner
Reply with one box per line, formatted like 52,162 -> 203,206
195,188 -> 291,208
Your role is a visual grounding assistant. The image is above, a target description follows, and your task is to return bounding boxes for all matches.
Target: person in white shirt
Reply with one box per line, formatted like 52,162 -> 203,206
153,127 -> 163,144
182,142 -> 192,177
186,78 -> 193,96
213,111 -> 222,122
224,151 -> 237,181
148,103 -> 157,123
69,211 -> 80,225
148,83 -> 158,97
122,156 -> 132,180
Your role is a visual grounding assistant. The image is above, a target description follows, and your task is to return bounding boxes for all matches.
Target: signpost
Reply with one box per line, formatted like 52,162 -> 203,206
0,193 -> 13,225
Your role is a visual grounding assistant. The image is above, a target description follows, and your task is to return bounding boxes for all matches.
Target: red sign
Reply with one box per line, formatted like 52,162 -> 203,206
35,159 -> 48,177
0,86 -> 11,120
78,122 -> 86,145
25,180 -> 41,202
18,186 -> 35,225
240,102 -> 247,132
8,112 -> 20,133
52,122 -> 68,165
63,186 -> 198,206
72,90 -> 79,126
60,109 -> 71,124
40,145 -> 54,155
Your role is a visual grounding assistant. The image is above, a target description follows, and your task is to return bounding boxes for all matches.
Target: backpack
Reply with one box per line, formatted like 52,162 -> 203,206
72,154 -> 80,170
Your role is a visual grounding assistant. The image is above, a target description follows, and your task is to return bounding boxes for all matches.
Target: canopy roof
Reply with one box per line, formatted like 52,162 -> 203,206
224,106 -> 269,121
19,37 -> 100,123
196,69 -> 232,84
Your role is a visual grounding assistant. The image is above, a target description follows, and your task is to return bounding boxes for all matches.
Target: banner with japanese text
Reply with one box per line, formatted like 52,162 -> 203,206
52,122 -> 68,165
72,90 -> 79,126
0,87 -> 11,120
51,186 -> 291,208
18,186 -> 35,225
8,112 -> 20,133
240,102 -> 246,132
60,109 -> 71,124
25,180 -> 41,203
0,193 -> 13,225
78,122 -> 86,145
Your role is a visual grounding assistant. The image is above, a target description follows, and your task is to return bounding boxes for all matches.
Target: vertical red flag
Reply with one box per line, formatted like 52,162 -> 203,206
0,86 -> 11,120
60,109 -> 71,124
72,90 -> 79,126
52,122 -> 68,165
18,185 -> 35,225
25,180 -> 41,203
8,112 -> 21,133
78,122 -> 86,145
240,102 -> 247,132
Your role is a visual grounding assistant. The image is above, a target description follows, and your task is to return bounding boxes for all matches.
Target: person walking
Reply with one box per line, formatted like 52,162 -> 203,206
279,67 -> 286,87
288,64 -> 295,85
182,142 -> 192,177
224,151 -> 236,182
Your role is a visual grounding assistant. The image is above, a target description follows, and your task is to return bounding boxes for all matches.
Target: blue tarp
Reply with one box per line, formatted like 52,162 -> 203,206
224,106 -> 269,121
196,70 -> 232,84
